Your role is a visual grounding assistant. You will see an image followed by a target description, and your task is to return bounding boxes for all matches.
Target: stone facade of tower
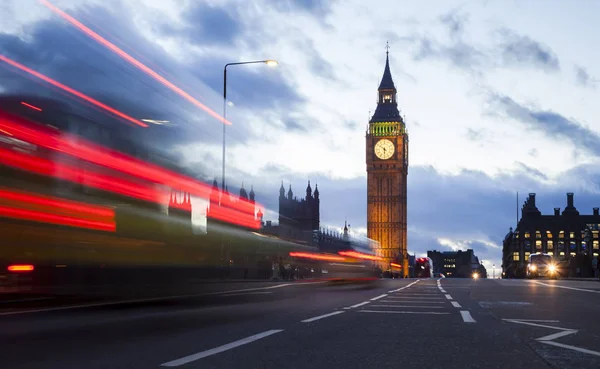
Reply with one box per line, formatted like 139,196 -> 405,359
365,50 -> 409,276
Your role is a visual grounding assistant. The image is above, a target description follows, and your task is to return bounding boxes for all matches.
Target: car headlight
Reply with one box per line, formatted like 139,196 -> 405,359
548,264 -> 557,273
472,272 -> 479,279
529,265 -> 537,271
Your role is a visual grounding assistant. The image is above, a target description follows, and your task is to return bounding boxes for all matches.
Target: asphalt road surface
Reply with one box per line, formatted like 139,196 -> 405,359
3,278 -> 600,369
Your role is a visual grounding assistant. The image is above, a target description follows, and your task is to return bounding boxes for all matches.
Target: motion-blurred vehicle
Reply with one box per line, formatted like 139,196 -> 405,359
414,257 -> 434,278
526,253 -> 558,279
0,95 -> 327,297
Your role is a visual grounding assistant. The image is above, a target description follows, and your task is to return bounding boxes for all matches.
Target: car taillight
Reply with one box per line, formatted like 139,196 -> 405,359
7,264 -> 34,272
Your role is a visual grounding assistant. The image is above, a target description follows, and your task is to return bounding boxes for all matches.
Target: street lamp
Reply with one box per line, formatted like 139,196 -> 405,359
222,59 -> 278,191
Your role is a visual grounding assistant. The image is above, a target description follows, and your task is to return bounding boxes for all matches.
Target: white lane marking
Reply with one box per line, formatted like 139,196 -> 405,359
503,319 -> 572,331
359,310 -> 450,315
301,311 -> 345,323
504,319 -> 600,357
451,301 -> 462,308
220,292 -> 273,297
445,294 -> 453,300
370,294 -> 388,301
538,341 -> 600,357
388,279 -> 420,293
536,330 -> 578,341
531,281 -> 600,294
371,305 -> 445,308
346,301 -> 371,309
380,300 -> 446,304
460,310 -> 476,323
385,296 -> 444,300
439,290 -> 447,293
0,282 -> 325,316
160,329 -> 283,367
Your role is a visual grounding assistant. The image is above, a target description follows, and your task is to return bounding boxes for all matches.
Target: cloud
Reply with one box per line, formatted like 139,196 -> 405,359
466,128 -> 483,141
486,91 -> 600,156
165,3 -> 245,47
272,0 -> 338,18
293,37 -> 335,80
439,9 -> 469,40
574,65 -> 596,89
495,28 -> 560,71
408,33 -> 485,73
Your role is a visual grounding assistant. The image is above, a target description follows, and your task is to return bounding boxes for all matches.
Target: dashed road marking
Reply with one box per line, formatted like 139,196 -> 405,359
160,329 -> 283,367
221,292 -> 273,297
445,294 -> 453,300
346,301 -> 371,309
370,294 -> 388,301
301,311 -> 345,323
388,279 -> 420,293
460,310 -> 476,323
371,305 -> 445,308
451,301 -> 462,308
359,310 -> 450,315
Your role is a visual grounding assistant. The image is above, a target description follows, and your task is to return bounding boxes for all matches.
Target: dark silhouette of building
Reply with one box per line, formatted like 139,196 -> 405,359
206,180 -> 260,232
366,45 -> 409,275
502,193 -> 600,278
167,190 -> 193,236
278,181 -> 320,239
428,249 -> 484,278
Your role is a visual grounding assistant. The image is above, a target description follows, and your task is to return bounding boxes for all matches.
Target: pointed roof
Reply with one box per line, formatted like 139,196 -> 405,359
378,49 -> 396,91
370,46 -> 402,124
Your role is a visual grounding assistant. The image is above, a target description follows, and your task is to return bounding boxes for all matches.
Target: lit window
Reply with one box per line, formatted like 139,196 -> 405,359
525,252 -> 531,261
559,231 -> 564,238
513,252 -> 520,261
570,232 -> 575,238
525,232 -> 530,238
560,251 -> 565,256
547,240 -> 554,250
594,231 -> 599,239
536,231 -> 541,239
594,240 -> 599,250
594,253 -> 599,257
546,231 -> 552,239
535,240 -> 542,250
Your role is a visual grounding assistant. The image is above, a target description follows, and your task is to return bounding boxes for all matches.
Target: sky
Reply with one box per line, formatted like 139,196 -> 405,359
1,0 -> 600,273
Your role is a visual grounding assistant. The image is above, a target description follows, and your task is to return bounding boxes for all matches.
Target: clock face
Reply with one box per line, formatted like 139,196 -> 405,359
374,139 -> 395,160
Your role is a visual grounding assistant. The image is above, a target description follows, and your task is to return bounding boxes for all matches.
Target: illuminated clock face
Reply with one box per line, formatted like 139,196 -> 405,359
374,139 -> 394,160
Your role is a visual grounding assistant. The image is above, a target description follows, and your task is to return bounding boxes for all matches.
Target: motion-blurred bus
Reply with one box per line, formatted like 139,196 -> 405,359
0,95 -> 327,297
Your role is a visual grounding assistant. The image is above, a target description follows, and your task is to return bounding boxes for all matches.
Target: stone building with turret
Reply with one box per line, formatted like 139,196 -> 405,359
502,192 -> 600,278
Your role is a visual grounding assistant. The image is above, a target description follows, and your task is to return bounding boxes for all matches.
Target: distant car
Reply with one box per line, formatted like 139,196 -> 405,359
527,253 -> 558,279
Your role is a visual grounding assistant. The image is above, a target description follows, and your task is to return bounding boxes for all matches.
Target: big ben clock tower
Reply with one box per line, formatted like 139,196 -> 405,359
366,46 -> 409,277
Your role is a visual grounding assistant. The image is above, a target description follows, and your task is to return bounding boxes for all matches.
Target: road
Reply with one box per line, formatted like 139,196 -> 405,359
3,278 -> 600,369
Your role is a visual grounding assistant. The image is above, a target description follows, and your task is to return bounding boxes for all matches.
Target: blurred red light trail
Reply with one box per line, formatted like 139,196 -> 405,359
0,54 -> 148,128
0,188 -> 115,218
40,0 -> 231,126
0,147 -> 259,230
0,111 -> 262,221
0,205 -> 116,232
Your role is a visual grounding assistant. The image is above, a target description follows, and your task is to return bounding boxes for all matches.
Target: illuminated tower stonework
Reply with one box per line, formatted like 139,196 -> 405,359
366,47 -> 409,276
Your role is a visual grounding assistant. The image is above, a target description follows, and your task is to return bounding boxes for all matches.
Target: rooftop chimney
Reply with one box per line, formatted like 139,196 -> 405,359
529,193 -> 536,207
594,208 -> 599,216
567,193 -> 574,208
554,208 -> 560,216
